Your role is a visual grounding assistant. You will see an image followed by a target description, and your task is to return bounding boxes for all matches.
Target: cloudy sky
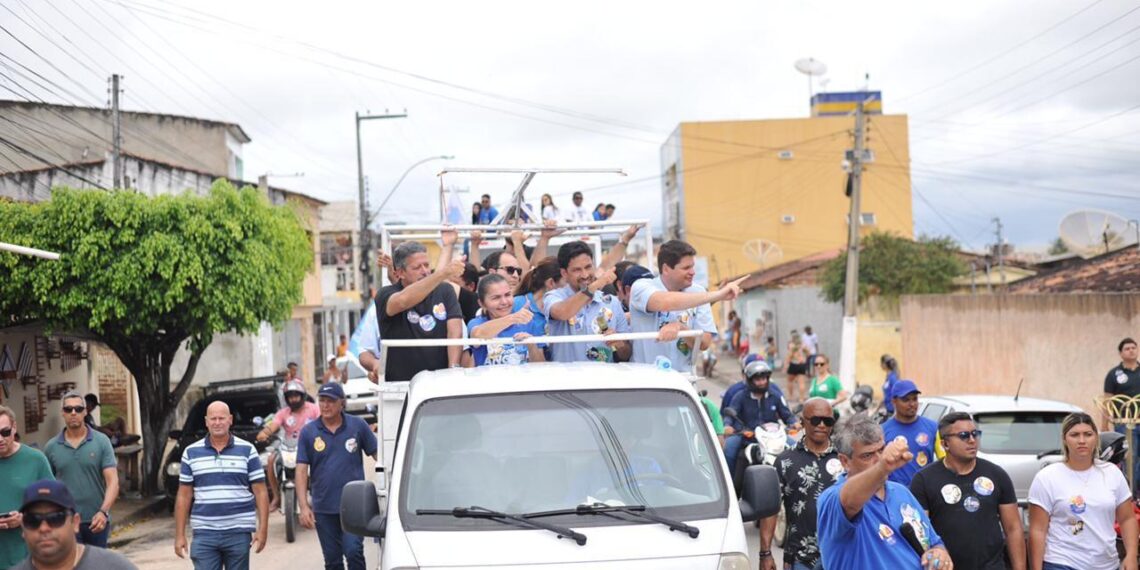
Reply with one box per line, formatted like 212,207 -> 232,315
1,0 -> 1138,252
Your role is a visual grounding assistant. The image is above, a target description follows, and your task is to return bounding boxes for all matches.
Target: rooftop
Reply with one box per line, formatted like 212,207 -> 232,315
0,100 -> 251,143
722,249 -> 842,292
1009,246 -> 1140,293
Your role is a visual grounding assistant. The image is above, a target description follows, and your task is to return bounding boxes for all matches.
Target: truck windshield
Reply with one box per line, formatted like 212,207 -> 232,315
399,389 -> 728,530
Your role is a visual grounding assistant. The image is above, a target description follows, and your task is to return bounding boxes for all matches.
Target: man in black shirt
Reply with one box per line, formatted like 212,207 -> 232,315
760,398 -> 843,570
910,412 -> 1025,570
376,231 -> 464,382
1103,337 -> 1140,487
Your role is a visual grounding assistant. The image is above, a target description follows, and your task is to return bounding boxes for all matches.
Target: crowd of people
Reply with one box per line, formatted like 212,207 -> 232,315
470,191 -> 618,227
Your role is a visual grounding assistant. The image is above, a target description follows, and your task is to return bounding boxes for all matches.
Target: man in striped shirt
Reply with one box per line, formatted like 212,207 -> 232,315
174,401 -> 269,569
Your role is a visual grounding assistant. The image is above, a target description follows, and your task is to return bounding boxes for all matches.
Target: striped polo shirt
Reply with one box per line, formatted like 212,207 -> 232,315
179,435 -> 264,532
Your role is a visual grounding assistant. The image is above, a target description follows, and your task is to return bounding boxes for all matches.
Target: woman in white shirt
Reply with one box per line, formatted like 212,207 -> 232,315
1028,412 -> 1138,570
541,193 -> 560,221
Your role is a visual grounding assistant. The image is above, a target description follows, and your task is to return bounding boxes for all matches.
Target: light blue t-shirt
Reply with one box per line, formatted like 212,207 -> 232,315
466,313 -> 545,366
542,285 -> 630,363
817,473 -> 942,570
882,416 -> 939,486
628,276 -> 717,369
348,302 -> 380,359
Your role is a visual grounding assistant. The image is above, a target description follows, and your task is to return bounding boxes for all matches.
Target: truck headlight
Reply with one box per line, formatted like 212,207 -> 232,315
718,553 -> 750,570
166,462 -> 181,477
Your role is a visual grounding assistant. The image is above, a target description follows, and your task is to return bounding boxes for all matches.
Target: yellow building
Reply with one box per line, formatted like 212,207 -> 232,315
661,94 -> 914,281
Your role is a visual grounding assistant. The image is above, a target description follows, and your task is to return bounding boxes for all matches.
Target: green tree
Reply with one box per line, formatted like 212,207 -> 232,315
0,181 -> 312,495
1047,237 -> 1070,256
820,232 -> 965,304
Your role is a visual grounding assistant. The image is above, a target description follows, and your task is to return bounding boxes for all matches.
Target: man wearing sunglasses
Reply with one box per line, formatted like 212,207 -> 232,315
882,380 -> 939,486
909,412 -> 1025,570
760,398 -> 843,570
482,250 -> 524,289
12,480 -> 135,569
43,392 -> 118,547
0,405 -> 54,569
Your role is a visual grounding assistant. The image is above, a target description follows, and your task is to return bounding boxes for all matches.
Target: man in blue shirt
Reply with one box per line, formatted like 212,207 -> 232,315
723,360 -> 800,471
817,414 -> 954,570
881,380 -> 939,487
478,194 -> 499,224
721,354 -> 762,415
297,383 -> 378,570
543,241 -> 631,362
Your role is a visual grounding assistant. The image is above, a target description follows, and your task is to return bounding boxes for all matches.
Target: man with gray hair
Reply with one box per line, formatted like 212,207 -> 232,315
43,392 -> 118,547
376,229 -> 465,382
816,414 -> 954,570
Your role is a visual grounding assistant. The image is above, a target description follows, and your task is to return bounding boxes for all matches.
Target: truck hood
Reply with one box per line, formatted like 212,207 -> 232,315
405,518 -> 731,569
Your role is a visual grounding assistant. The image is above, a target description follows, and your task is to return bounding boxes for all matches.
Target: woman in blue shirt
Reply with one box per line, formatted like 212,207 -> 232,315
468,274 -> 545,366
881,354 -> 900,415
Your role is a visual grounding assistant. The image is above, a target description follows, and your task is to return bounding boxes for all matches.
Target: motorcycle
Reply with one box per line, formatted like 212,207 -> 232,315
721,407 -> 791,544
275,437 -> 302,543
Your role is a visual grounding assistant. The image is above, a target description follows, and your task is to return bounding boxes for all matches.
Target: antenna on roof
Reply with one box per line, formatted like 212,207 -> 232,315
1014,378 -> 1024,403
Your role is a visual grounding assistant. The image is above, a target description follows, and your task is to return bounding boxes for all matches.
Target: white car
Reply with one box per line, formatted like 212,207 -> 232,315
341,361 -> 781,569
336,355 -> 380,418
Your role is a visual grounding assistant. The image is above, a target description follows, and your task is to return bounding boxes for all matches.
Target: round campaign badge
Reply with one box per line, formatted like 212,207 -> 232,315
1118,371 -> 1129,384
826,458 -> 844,477
419,314 -> 436,332
973,476 -> 995,496
314,436 -> 326,453
1069,496 -> 1086,515
941,484 -> 962,505
878,524 -> 896,544
345,437 -> 358,454
916,433 -> 931,446
963,496 -> 980,513
406,310 -> 420,324
916,451 -> 928,467
432,303 -> 447,321
654,355 -> 672,370
286,416 -> 296,427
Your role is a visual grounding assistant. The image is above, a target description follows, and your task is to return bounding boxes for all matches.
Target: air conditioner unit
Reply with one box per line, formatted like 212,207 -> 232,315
781,215 -> 796,224
777,150 -> 794,160
860,212 -> 877,226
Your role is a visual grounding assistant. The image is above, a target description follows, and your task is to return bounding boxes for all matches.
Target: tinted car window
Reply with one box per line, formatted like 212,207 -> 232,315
974,412 -> 1070,454
182,394 -> 282,435
921,403 -> 947,421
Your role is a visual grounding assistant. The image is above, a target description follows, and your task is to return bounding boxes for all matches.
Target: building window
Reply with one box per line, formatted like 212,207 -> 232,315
320,235 -> 354,267
336,267 -> 356,292
860,213 -> 877,226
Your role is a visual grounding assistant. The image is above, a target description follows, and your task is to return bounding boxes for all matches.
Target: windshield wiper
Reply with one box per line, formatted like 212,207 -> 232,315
525,502 -> 699,539
416,506 -> 587,546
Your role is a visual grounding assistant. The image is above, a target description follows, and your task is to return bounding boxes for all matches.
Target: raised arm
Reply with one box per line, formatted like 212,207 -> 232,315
644,276 -> 745,313
510,230 -> 532,273
839,438 -> 911,520
470,309 -> 534,339
384,230 -> 462,316
548,268 -> 616,321
599,224 -> 640,270
531,219 -> 565,262
468,230 -> 484,270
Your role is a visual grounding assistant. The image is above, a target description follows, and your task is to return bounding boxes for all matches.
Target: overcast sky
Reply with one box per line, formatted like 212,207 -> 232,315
2,0 -> 1138,252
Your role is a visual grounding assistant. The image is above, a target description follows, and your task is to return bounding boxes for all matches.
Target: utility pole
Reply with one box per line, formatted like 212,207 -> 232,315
355,110 -> 407,303
993,217 -> 1006,292
838,95 -> 869,393
110,74 -> 123,189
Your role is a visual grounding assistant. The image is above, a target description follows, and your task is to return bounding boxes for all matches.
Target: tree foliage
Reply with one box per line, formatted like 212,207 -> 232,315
1047,237 -> 1070,256
0,181 -> 312,494
820,232 -> 966,304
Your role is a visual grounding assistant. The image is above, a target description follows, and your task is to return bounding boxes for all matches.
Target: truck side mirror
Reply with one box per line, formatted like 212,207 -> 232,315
738,464 -> 780,522
340,481 -> 386,538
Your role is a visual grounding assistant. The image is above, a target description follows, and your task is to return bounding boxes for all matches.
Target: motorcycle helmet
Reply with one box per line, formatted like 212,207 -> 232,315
1100,431 -> 1128,466
283,380 -> 307,411
740,353 -> 762,374
849,385 -> 874,413
744,360 -> 773,394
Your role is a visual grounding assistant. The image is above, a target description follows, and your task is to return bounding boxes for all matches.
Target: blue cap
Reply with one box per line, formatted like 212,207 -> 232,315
317,382 -> 345,400
891,379 -> 921,400
20,480 -> 76,513
620,265 -> 653,288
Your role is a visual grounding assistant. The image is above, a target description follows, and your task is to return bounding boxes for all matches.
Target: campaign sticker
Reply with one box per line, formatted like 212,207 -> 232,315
432,303 -> 447,320
1118,371 -> 1129,384
825,458 -> 844,477
406,310 -> 420,324
973,476 -> 995,496
878,524 -> 896,545
654,355 -> 672,370
1069,496 -> 1086,515
963,496 -> 980,513
313,436 -> 326,453
941,484 -> 962,505
286,416 -> 296,427
419,314 -> 437,332
345,437 -> 358,454
602,294 -> 613,305
916,451 -> 928,467
900,503 -> 919,523
916,432 -> 931,446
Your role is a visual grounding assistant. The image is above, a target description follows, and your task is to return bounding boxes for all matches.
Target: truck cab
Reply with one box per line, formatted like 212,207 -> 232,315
341,362 -> 779,569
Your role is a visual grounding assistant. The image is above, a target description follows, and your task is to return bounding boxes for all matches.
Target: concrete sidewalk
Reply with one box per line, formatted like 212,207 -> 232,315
109,495 -> 168,547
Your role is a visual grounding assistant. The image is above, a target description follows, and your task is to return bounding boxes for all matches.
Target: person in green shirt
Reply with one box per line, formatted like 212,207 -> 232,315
0,405 -> 55,568
807,354 -> 849,405
699,395 -> 726,445
44,392 -> 119,548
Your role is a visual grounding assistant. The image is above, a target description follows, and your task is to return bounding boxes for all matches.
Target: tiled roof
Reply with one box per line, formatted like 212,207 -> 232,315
723,249 -> 843,291
1009,246 -> 1140,293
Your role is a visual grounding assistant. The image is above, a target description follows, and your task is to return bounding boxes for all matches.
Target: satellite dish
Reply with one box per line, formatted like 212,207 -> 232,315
1058,209 -> 1136,258
794,58 -> 828,77
743,239 -> 784,269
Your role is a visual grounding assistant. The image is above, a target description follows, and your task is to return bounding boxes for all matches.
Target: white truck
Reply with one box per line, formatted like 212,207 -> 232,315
340,358 -> 780,570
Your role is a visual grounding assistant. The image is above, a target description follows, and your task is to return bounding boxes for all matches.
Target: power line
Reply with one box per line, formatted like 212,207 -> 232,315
0,134 -> 109,190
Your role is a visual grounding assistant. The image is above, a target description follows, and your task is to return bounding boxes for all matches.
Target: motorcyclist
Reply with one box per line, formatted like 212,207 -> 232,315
720,354 -> 763,416
256,380 -> 320,512
723,360 -> 801,470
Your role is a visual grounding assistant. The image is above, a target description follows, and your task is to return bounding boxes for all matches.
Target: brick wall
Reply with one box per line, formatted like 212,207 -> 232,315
93,344 -> 131,425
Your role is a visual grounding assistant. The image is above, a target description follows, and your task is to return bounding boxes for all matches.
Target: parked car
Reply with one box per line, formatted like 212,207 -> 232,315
163,376 -> 284,498
917,394 -> 1084,501
336,355 -> 379,418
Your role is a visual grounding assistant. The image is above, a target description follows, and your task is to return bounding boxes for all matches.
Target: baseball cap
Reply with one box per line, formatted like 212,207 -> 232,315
20,480 -> 76,513
326,353 -> 337,362
890,379 -> 921,400
620,264 -> 653,288
317,382 -> 345,400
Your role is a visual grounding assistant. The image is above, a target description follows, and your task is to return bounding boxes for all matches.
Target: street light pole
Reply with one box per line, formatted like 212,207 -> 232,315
372,155 -> 455,222
355,110 -> 407,302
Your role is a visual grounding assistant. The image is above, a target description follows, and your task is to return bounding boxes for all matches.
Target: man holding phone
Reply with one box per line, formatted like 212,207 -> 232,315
0,405 -> 55,568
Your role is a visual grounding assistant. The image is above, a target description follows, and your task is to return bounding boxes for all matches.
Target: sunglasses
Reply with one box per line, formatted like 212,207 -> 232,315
945,429 -> 983,441
0,427 -> 11,438
501,267 -> 522,276
22,510 -> 71,530
807,415 -> 837,427
62,406 -> 85,414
